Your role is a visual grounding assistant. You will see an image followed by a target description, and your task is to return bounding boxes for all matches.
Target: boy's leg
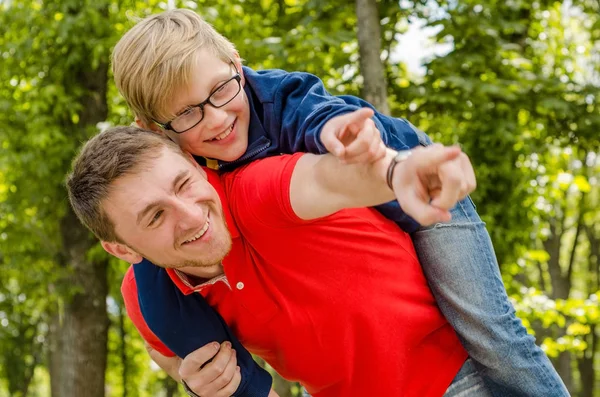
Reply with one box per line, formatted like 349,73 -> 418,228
443,358 -> 492,397
412,196 -> 569,396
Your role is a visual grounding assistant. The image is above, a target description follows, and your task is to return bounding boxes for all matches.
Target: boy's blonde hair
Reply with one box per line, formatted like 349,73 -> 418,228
112,9 -> 237,126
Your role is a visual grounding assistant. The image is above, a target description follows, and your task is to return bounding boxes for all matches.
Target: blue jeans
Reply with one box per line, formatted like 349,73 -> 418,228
444,358 -> 492,396
412,197 -> 569,396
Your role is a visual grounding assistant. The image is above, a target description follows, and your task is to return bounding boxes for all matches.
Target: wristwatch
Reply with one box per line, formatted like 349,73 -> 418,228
182,380 -> 201,397
386,150 -> 413,190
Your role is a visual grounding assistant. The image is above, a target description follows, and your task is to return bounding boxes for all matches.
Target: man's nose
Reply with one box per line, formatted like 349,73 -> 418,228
176,201 -> 206,229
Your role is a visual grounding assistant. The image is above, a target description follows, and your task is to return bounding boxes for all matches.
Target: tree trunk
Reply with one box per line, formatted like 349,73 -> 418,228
542,215 -> 573,389
580,225 -> 599,397
355,0 -> 390,115
50,207 -> 109,397
119,302 -> 129,397
577,325 -> 597,397
49,312 -> 65,397
555,351 -> 573,392
50,33 -> 110,394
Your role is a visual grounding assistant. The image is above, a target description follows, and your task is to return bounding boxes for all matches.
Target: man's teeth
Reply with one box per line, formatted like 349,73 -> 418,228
213,124 -> 234,141
185,219 -> 210,243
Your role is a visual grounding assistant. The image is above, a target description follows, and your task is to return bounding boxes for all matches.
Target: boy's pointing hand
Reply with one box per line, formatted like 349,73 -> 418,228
321,108 -> 387,164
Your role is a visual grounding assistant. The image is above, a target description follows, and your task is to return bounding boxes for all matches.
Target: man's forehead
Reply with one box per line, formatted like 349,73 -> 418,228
108,150 -> 185,195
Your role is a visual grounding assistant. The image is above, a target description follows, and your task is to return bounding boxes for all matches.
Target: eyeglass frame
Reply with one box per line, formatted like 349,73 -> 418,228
153,63 -> 242,134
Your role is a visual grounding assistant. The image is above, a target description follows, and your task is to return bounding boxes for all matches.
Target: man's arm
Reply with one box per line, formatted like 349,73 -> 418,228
290,142 -> 474,224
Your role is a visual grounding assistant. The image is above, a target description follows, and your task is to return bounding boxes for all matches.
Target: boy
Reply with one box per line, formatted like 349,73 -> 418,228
111,9 -> 567,397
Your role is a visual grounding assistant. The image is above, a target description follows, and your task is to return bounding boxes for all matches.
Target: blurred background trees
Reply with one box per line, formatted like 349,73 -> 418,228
0,0 -> 598,395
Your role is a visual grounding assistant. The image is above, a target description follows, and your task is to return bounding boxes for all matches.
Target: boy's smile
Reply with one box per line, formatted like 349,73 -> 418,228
162,50 -> 250,162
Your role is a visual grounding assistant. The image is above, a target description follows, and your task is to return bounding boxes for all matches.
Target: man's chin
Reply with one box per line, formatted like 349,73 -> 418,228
177,262 -> 224,279
148,234 -> 232,275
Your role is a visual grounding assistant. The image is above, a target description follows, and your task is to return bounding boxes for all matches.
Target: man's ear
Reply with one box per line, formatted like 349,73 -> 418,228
101,241 -> 143,264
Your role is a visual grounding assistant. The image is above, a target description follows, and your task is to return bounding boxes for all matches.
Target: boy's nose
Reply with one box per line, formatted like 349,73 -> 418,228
202,105 -> 229,131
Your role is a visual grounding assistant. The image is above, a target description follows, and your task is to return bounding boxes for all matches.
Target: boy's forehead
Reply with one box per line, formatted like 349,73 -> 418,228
171,58 -> 233,111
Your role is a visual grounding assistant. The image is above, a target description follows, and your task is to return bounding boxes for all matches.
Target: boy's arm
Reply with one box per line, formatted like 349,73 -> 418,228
273,71 -> 418,154
128,263 -> 273,397
147,343 -> 282,397
122,267 -> 244,395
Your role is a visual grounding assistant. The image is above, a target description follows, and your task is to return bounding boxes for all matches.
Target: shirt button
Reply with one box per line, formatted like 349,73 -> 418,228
236,282 -> 245,290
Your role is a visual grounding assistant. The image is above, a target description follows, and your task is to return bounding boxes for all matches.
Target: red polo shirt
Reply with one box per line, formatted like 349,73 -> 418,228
122,153 -> 467,397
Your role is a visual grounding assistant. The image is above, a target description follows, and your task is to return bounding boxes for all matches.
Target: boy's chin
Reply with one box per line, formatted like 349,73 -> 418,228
216,143 -> 249,162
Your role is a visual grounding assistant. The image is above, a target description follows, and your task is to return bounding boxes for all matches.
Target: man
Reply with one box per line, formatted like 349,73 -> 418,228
67,125 -> 485,396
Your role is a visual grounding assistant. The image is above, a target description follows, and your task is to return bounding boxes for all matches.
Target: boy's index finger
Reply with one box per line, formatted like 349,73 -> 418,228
337,108 -> 375,140
343,108 -> 375,131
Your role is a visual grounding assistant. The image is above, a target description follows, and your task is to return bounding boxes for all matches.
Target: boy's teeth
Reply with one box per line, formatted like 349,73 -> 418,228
185,219 -> 210,243
214,124 -> 234,141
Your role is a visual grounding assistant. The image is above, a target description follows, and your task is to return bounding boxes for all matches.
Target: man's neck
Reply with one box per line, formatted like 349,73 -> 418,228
178,263 -> 224,281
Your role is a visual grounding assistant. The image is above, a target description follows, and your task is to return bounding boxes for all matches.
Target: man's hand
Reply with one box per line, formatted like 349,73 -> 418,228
320,108 -> 387,164
392,144 -> 476,226
146,343 -> 183,382
179,341 -> 241,397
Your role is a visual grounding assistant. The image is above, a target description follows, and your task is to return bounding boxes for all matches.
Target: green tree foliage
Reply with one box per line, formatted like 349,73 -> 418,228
0,0 -> 598,396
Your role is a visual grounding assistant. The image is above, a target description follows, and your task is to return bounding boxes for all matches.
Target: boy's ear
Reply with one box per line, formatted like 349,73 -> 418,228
101,241 -> 143,264
232,52 -> 245,86
135,117 -> 164,135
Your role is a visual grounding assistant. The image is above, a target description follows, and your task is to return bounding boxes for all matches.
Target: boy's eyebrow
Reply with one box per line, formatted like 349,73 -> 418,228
136,170 -> 190,225
174,67 -> 235,115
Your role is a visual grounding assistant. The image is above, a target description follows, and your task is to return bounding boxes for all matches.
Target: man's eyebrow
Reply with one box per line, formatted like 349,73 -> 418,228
135,170 -> 190,226
136,201 -> 160,226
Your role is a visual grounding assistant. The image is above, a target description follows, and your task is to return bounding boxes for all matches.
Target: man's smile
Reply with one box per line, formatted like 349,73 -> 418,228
181,211 -> 211,246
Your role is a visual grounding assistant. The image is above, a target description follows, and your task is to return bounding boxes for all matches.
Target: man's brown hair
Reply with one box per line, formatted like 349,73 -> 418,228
112,9 -> 237,127
66,126 -> 182,242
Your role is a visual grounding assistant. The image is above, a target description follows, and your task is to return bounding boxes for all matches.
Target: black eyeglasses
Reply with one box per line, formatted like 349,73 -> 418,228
154,65 -> 242,134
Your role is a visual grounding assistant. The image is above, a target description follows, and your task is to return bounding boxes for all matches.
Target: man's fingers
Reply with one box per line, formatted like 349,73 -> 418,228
182,342 -> 237,396
179,342 -> 220,379
421,144 -> 461,166
200,347 -> 239,397
459,152 -> 477,195
399,190 -> 452,225
213,366 -> 242,397
430,161 -> 463,210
